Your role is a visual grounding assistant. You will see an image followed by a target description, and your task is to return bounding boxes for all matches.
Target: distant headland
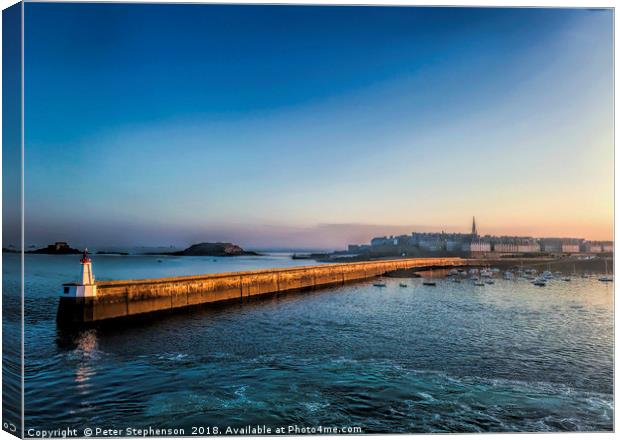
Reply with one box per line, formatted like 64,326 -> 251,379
27,242 -> 82,255
138,242 -> 260,257
168,242 -> 260,257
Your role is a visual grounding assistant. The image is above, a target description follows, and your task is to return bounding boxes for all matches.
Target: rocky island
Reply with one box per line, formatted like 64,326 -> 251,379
170,242 -> 260,257
28,242 -> 82,255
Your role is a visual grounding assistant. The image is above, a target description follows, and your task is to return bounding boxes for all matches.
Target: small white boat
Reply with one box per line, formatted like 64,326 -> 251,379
599,259 -> 613,282
541,270 -> 553,280
503,271 -> 514,280
485,279 -> 495,285
474,281 -> 485,286
480,268 -> 493,278
561,277 -> 571,282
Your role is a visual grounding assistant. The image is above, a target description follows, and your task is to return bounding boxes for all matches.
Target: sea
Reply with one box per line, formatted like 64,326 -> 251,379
2,253 -> 614,435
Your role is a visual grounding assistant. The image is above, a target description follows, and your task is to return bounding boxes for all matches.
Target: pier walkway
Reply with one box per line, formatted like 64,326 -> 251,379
57,257 -> 467,325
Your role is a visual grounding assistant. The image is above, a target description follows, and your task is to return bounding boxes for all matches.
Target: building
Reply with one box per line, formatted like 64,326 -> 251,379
489,236 -> 540,254
517,242 -> 540,253
561,244 -> 580,253
445,239 -> 463,252
348,244 -> 370,253
540,238 -> 562,253
463,240 -> 491,253
493,242 -> 518,253
54,242 -> 70,251
370,236 -> 392,247
583,241 -> 613,253
540,238 -> 583,253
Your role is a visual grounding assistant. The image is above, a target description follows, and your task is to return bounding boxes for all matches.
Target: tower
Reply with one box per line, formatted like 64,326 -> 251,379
471,216 -> 478,238
80,249 -> 95,285
61,249 -> 97,297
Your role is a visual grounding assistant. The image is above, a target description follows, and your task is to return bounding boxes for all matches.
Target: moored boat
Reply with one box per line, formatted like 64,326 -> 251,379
599,259 -> 613,282
423,269 -> 437,286
532,277 -> 546,286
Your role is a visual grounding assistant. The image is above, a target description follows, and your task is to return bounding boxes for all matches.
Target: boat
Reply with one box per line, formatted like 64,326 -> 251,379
532,277 -> 546,286
291,253 -> 313,260
485,279 -> 495,285
373,282 -> 387,287
399,283 -> 408,287
503,271 -> 514,280
452,278 -> 461,283
599,259 -> 613,282
423,269 -> 437,286
480,268 -> 493,278
561,277 -> 571,281
474,280 -> 485,286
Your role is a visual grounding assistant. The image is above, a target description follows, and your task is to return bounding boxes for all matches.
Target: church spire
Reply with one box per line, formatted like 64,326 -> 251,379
471,216 -> 478,237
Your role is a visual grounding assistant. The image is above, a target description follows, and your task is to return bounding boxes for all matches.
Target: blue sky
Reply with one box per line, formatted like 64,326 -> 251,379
23,4 -> 613,249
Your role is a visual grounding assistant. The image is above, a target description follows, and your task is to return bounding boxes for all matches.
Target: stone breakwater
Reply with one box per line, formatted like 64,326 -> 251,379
57,257 -> 465,325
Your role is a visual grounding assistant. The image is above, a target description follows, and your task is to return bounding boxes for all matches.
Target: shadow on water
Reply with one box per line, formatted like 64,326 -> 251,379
54,281 -> 356,348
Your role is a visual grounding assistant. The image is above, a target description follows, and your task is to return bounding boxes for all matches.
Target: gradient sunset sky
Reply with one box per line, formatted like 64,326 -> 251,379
23,4 -> 613,249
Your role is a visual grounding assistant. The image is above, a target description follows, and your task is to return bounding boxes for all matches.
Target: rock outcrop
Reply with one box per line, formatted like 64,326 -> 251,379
173,242 -> 259,257
28,242 -> 82,255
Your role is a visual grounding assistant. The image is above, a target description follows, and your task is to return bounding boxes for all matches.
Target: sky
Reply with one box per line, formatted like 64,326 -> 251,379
21,4 -> 613,250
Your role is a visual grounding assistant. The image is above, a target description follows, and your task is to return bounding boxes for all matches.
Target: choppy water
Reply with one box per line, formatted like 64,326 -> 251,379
2,253 -> 614,434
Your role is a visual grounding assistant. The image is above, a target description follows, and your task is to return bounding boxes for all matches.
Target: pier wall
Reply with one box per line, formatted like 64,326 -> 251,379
57,258 -> 464,324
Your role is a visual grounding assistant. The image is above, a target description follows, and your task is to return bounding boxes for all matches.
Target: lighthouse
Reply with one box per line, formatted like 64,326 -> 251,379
61,249 -> 97,297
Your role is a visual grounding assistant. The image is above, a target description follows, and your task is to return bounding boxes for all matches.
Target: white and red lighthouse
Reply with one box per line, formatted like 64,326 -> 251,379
61,249 -> 97,297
